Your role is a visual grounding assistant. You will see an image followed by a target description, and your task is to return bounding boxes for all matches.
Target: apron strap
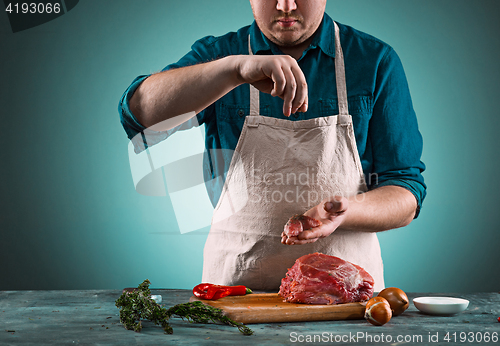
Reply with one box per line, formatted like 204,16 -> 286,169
247,20 -> 348,116
333,21 -> 349,116
248,37 -> 260,116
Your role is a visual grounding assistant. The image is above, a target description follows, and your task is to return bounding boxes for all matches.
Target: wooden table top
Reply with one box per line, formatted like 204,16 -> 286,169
1,289 -> 498,345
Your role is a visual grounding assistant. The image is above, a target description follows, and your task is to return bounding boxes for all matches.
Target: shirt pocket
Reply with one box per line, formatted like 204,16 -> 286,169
318,95 -> 373,118
319,95 -> 373,137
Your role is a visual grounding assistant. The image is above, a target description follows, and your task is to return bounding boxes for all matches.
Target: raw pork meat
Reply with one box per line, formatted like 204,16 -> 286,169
279,253 -> 374,304
284,214 -> 322,237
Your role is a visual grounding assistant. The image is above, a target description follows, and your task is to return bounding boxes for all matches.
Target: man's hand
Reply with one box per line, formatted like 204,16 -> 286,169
235,55 -> 308,117
130,54 -> 309,128
280,186 -> 418,246
281,196 -> 348,245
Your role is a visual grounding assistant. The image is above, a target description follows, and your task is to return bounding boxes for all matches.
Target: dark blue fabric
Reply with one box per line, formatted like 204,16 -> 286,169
119,13 -> 426,215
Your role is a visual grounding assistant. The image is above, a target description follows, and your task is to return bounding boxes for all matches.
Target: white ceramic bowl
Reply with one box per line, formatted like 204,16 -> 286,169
413,296 -> 469,315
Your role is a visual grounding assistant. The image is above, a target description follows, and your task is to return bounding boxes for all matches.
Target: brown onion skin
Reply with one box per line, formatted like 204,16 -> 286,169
364,297 -> 392,326
377,287 -> 409,316
365,296 -> 389,310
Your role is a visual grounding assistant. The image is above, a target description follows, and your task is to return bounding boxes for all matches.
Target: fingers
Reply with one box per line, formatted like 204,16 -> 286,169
281,228 -> 325,245
281,197 -> 349,246
290,65 -> 308,114
241,56 -> 308,117
279,61 -> 308,117
297,228 -> 327,242
281,234 -> 319,245
280,66 -> 296,117
270,68 -> 286,99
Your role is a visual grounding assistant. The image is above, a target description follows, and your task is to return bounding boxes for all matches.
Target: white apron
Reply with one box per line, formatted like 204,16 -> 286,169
202,21 -> 384,291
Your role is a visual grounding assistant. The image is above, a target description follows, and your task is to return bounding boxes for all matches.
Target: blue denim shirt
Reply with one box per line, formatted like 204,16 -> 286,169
119,13 -> 426,215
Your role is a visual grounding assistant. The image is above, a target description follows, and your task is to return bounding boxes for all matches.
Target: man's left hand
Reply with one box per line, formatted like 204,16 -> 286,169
281,196 -> 348,245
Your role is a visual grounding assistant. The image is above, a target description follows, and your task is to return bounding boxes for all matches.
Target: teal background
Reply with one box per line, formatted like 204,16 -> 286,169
1,0 -> 499,292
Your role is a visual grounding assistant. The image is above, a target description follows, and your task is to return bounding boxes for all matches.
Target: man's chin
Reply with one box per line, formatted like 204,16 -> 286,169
273,35 -> 307,48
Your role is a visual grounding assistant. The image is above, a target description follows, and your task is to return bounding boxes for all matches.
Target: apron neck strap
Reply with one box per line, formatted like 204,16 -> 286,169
247,19 -> 349,116
333,21 -> 349,115
248,38 -> 260,116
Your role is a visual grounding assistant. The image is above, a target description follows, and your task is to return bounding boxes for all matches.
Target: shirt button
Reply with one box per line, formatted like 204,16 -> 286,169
238,109 -> 245,117
293,113 -> 299,118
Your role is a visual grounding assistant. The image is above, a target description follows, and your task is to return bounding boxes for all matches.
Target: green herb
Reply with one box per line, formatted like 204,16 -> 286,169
115,279 -> 253,336
115,280 -> 171,333
167,301 -> 253,335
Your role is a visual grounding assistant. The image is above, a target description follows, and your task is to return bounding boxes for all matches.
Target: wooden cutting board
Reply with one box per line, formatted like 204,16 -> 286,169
189,293 -> 366,324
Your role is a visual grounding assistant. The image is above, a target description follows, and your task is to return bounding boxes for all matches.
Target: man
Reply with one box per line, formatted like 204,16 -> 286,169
119,0 -> 426,291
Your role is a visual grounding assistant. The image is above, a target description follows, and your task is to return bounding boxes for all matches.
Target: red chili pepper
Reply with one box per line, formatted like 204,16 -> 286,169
193,283 -> 252,300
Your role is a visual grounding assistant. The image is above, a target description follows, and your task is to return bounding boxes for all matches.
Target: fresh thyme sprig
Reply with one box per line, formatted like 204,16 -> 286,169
167,301 -> 253,335
115,279 -> 253,336
115,279 -> 172,333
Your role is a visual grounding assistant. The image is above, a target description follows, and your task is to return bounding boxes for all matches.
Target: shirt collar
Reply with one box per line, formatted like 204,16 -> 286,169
249,12 -> 336,59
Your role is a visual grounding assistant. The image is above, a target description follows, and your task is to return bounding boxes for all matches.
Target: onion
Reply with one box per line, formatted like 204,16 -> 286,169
365,296 -> 389,310
364,296 -> 392,326
377,287 -> 409,316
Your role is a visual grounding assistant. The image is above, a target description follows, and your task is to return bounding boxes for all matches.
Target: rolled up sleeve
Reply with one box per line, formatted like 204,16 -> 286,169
369,47 -> 427,217
118,36 -> 217,153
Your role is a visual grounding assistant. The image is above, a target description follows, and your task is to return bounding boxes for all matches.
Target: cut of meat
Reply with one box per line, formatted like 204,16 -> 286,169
284,214 -> 322,237
279,253 -> 374,304
279,253 -> 374,305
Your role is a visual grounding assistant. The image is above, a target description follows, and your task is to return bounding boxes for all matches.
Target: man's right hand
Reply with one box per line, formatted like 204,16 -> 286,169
234,55 -> 308,117
130,54 -> 309,129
